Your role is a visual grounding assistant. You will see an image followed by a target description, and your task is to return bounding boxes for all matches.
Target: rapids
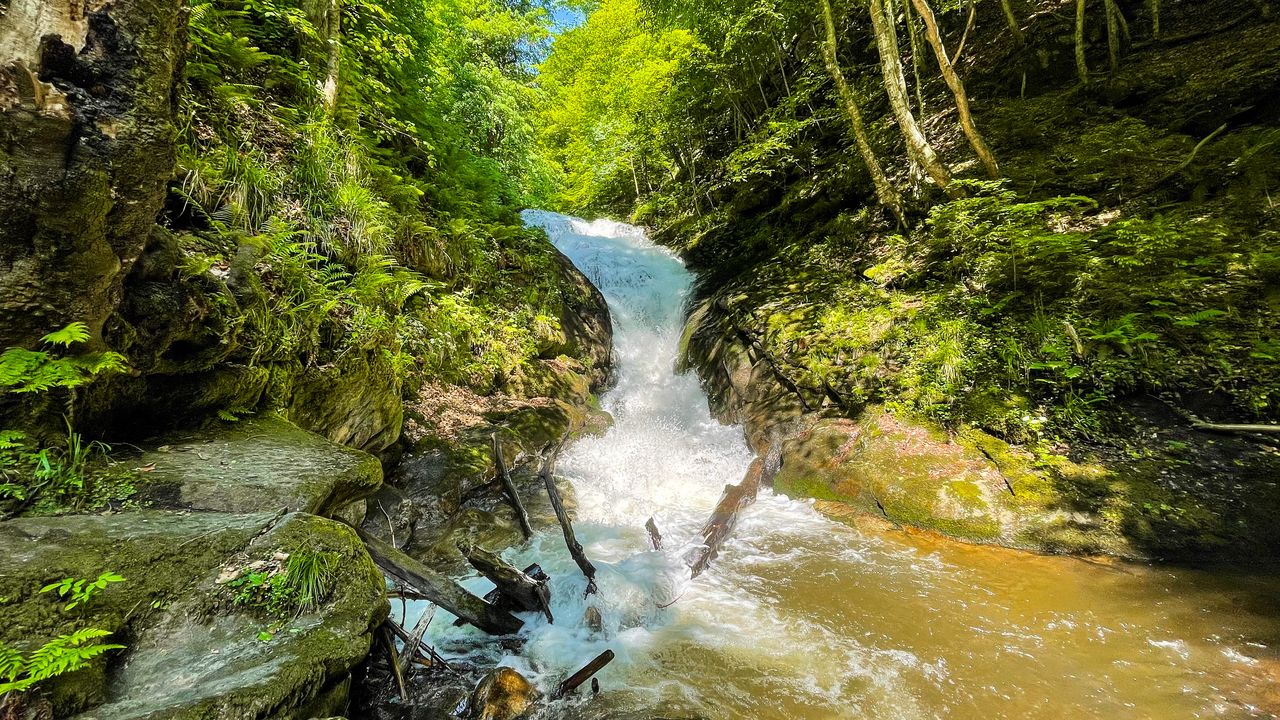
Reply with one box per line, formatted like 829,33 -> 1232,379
398,210 -> 1280,719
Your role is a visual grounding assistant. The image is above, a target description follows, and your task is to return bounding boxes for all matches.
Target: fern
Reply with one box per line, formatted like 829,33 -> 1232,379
0,629 -> 124,695
0,324 -> 128,394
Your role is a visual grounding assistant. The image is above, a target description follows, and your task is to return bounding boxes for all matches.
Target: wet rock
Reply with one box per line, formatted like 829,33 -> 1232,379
71,512 -> 388,720
583,605 -> 603,634
548,248 -> 614,392
465,667 -> 539,720
133,415 -> 382,518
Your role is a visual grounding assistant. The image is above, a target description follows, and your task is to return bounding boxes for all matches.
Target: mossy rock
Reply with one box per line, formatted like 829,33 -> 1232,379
285,350 -> 404,453
71,512 -> 389,720
0,511 -> 284,715
773,410 -> 1139,555
132,415 -> 382,517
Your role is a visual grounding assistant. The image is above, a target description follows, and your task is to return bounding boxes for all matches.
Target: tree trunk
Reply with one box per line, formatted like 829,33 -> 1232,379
903,0 -> 927,115
1076,0 -> 1090,84
492,433 -> 533,540
867,0 -> 954,191
909,0 -> 1000,178
1000,0 -> 1026,45
1104,0 -> 1121,72
818,0 -> 906,224
1149,0 -> 1160,38
458,542 -> 554,623
540,445 -> 599,595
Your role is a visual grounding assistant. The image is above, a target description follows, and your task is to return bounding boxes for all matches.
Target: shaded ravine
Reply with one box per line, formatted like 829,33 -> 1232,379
398,211 -> 1280,719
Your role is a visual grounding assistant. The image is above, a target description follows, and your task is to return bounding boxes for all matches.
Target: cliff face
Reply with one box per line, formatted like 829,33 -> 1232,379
0,0 -> 184,350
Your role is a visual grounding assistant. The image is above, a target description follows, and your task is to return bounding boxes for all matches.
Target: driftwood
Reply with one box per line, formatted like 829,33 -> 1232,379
551,649 -> 615,700
398,604 -> 435,676
359,528 -> 524,635
386,613 -> 462,677
540,445 -> 598,595
459,542 -> 554,623
645,517 -> 663,551
493,433 -> 534,539
381,625 -> 407,700
1192,422 -> 1280,435
687,442 -> 782,579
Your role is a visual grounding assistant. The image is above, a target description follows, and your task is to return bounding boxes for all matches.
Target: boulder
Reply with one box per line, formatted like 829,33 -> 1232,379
465,667 -> 539,720
0,500 -> 388,719
132,415 -> 382,518
70,512 -> 388,720
773,411 -> 1135,556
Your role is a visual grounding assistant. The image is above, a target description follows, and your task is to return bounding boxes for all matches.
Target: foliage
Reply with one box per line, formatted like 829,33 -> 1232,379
40,573 -> 127,614
170,0 -> 588,399
0,629 -> 124,696
227,549 -> 337,621
0,422 -> 113,517
0,324 -> 127,395
0,325 -> 125,517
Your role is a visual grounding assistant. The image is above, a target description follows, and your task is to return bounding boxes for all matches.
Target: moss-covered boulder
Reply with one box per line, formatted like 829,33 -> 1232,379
132,415 -> 382,517
285,351 -> 405,453
0,512 -> 280,714
772,409 -> 1277,559
71,512 -> 387,720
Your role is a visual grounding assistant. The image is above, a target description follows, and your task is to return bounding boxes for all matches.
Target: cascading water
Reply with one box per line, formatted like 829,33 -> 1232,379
402,211 -> 1280,719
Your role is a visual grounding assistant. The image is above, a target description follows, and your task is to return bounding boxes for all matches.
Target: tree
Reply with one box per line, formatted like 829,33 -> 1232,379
908,0 -> 999,178
867,0 -> 953,191
819,0 -> 905,224
1075,0 -> 1089,84
1000,0 -> 1026,45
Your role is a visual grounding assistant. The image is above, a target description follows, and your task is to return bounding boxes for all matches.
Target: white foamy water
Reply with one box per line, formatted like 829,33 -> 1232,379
397,211 -> 1280,720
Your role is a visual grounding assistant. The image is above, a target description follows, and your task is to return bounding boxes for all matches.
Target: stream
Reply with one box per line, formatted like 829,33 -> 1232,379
400,210 -> 1280,719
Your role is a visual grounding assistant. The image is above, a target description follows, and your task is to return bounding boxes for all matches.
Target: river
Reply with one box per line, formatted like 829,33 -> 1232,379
402,210 -> 1280,719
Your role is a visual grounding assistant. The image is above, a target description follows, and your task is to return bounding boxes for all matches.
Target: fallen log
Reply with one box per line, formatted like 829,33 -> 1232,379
459,542 -> 554,623
1192,421 -> 1280,435
551,649 -> 615,700
645,517 -> 663,551
493,433 -> 534,540
687,442 -> 781,579
540,444 -> 598,595
358,528 -> 524,635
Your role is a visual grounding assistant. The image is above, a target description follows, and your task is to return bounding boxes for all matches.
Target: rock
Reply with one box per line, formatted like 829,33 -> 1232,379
583,605 -> 603,634
286,351 -> 405,453
0,0 -> 185,351
548,248 -> 614,392
133,415 -> 382,518
71,512 -> 388,720
773,410 -> 1136,556
465,667 -> 539,720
